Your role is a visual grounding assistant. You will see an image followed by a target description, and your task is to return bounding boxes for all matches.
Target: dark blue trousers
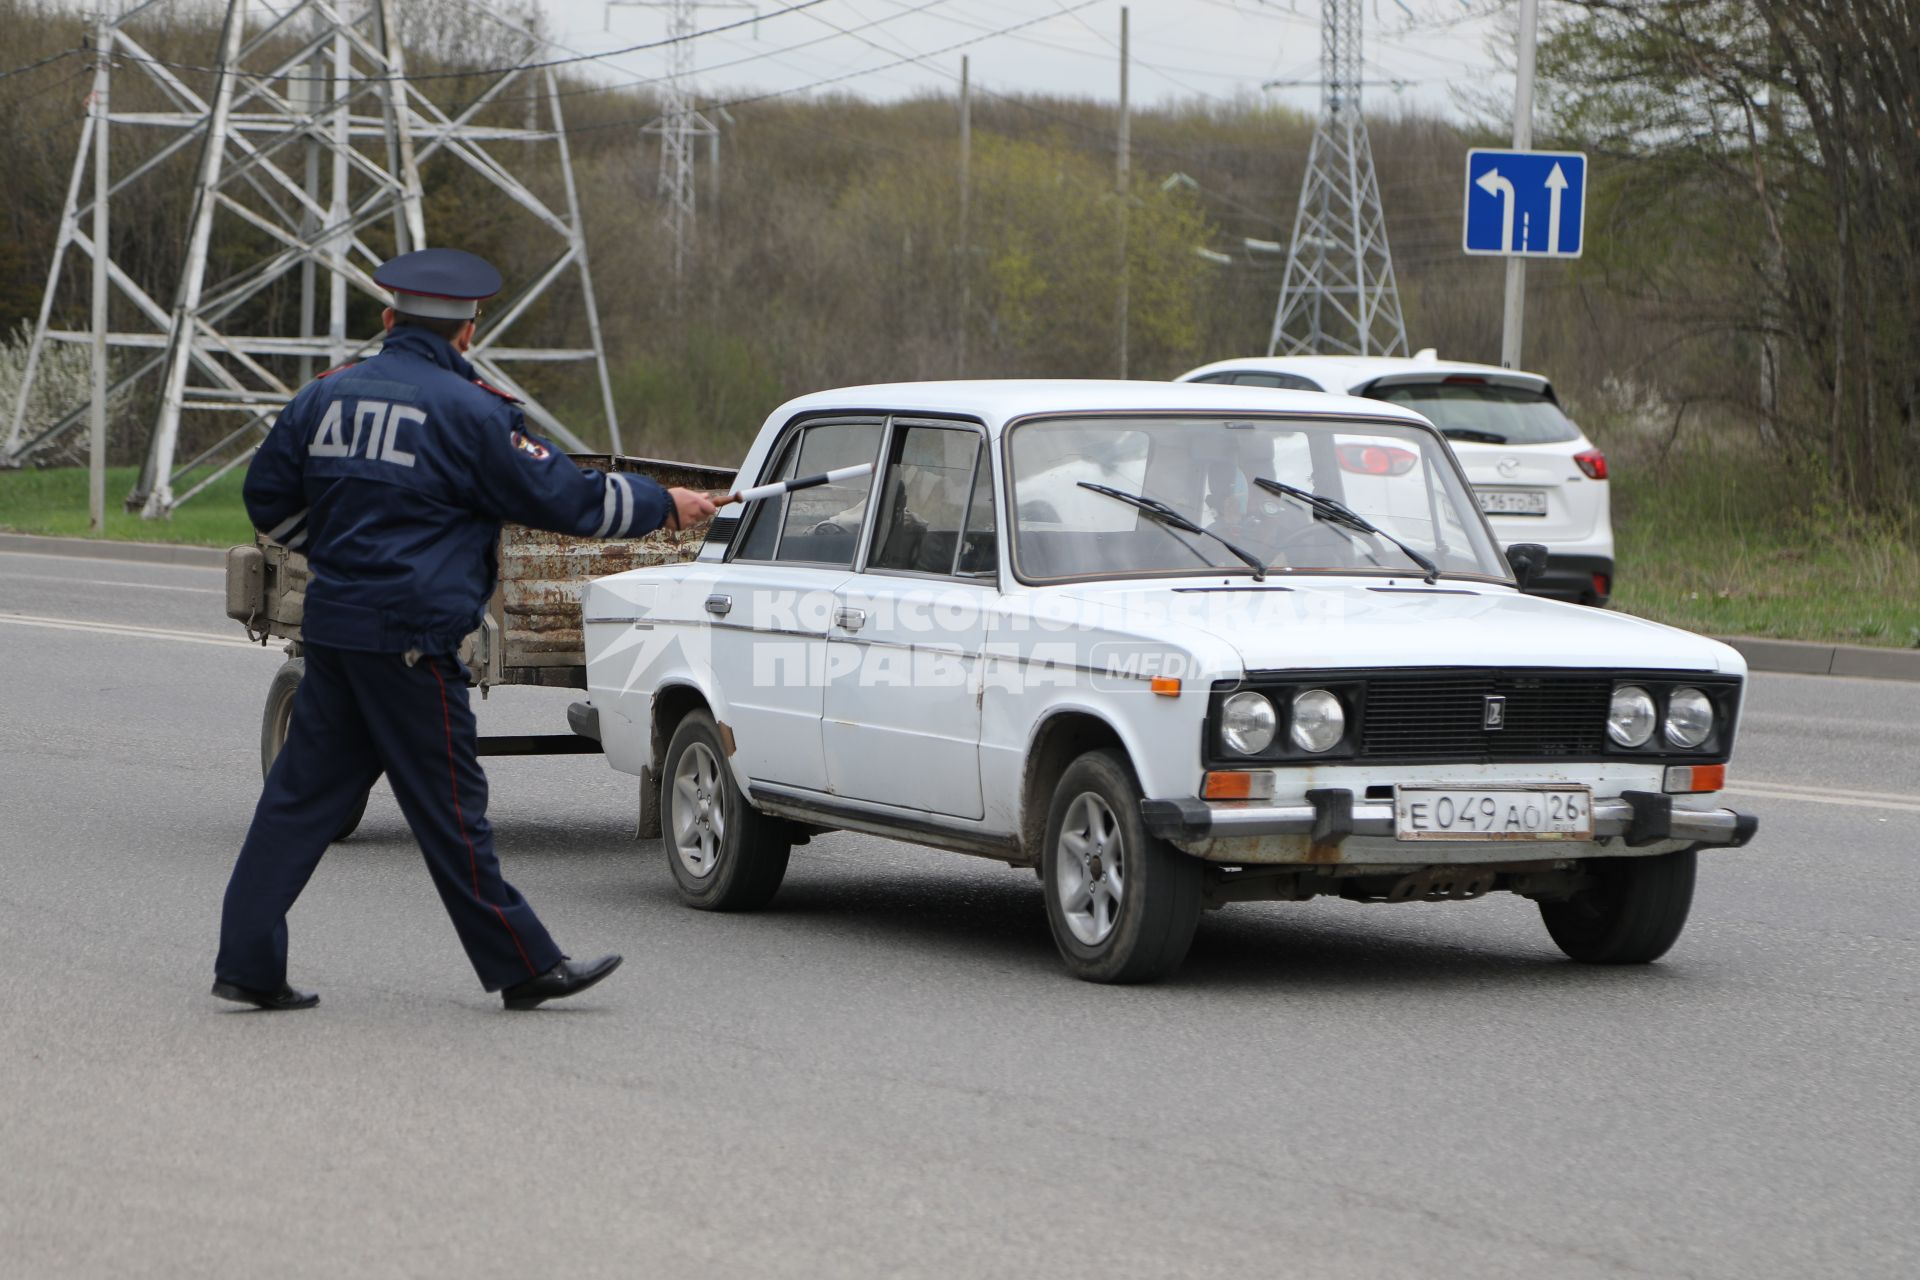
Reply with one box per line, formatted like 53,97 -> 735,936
216,644 -> 562,992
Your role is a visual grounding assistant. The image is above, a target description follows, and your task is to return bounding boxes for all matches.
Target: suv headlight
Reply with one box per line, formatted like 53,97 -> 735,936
1664,686 -> 1715,748
1220,692 -> 1277,755
1289,688 -> 1345,753
1608,685 -> 1656,747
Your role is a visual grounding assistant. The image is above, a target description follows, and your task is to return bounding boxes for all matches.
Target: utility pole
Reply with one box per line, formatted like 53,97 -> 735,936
1501,0 -> 1540,369
1268,0 -> 1409,357
1115,7 -> 1131,380
88,9 -> 112,532
957,54 -> 971,376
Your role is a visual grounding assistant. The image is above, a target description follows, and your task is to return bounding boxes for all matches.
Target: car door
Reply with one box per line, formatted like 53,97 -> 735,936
821,419 -> 997,820
715,416 -> 883,791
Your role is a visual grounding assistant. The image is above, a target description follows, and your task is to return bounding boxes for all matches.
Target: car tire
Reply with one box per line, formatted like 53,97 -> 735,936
661,709 -> 790,910
1539,850 -> 1696,964
261,658 -> 368,842
1041,749 -> 1203,983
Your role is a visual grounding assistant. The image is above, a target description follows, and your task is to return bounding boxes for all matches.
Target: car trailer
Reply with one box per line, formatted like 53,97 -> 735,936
223,454 -> 732,839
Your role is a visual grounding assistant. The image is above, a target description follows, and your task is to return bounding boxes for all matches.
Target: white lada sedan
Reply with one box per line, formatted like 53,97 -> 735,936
580,381 -> 1757,983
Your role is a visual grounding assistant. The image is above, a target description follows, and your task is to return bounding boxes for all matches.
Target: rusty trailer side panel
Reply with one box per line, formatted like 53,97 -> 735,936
229,454 -> 732,689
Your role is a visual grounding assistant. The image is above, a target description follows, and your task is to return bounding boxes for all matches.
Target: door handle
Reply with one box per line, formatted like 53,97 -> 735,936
834,607 -> 866,632
704,594 -> 732,616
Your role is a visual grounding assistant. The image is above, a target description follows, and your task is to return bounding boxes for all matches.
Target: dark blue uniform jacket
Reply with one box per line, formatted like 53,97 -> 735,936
243,327 -> 669,655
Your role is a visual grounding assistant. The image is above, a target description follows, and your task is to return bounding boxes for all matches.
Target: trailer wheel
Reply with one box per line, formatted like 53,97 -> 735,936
261,658 -> 369,842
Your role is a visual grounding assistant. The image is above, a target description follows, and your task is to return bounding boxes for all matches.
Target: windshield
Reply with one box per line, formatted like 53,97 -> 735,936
1007,414 -> 1506,584
1366,381 -> 1580,445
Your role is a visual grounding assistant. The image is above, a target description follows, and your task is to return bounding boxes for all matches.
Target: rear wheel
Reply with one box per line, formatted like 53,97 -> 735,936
1540,850 -> 1696,963
661,710 -> 790,910
261,658 -> 367,842
1041,750 -> 1202,983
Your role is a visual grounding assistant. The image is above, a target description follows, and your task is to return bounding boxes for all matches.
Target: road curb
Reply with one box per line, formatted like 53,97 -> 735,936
1714,635 -> 1920,683
0,531 -> 227,568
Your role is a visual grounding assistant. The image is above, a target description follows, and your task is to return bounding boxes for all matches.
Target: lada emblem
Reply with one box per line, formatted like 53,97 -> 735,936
1483,694 -> 1507,730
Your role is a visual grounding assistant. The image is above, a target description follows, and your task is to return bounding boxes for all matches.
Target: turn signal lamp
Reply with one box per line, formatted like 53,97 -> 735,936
1663,764 -> 1726,794
1573,449 -> 1609,480
1203,771 -> 1275,801
1150,676 -> 1182,697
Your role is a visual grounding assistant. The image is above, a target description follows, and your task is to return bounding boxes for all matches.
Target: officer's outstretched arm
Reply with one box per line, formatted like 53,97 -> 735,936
244,398 -> 312,547
467,408 -> 673,538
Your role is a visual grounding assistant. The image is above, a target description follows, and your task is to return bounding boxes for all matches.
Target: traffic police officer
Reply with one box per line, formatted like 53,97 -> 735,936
213,248 -> 716,1011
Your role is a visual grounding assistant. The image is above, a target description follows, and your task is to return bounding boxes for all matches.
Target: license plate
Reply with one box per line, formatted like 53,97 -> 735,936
1394,786 -> 1593,841
1477,488 -> 1548,516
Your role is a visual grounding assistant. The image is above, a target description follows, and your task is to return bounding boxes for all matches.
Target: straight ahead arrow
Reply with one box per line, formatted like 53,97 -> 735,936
1475,166 -> 1516,252
1545,162 -> 1569,255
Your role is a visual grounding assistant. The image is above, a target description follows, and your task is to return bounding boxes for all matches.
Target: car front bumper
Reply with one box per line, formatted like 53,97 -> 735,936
1141,788 -> 1757,864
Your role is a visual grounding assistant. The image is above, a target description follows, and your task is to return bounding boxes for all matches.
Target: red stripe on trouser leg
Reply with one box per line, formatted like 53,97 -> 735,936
430,659 -> 537,978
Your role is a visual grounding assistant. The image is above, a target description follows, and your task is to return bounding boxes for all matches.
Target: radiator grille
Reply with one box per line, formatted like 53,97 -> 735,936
1359,671 -> 1615,762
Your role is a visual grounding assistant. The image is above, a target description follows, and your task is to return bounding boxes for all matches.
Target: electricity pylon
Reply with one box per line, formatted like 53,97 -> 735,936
609,0 -> 750,295
1267,0 -> 1410,357
3,0 -> 622,517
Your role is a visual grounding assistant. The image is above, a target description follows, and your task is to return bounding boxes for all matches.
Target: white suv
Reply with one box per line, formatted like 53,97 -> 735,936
1176,354 -> 1613,605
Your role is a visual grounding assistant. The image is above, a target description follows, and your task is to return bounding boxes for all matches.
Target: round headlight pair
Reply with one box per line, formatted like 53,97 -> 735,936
1221,689 -> 1345,755
1608,685 -> 1714,749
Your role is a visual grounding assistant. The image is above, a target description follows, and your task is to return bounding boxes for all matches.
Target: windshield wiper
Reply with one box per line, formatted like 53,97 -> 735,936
1440,427 -> 1508,444
1252,477 -> 1442,583
1076,482 -> 1268,582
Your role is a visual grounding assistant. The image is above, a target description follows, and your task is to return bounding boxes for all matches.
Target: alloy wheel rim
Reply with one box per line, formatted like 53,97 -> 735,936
671,741 -> 726,879
1056,791 -> 1124,946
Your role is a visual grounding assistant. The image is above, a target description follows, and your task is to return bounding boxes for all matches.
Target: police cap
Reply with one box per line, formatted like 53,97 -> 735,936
373,248 -> 503,321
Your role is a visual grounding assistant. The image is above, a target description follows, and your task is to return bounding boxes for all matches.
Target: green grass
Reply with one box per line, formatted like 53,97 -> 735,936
0,464 -> 254,546
6,454 -> 1918,648
1609,452 -> 1920,649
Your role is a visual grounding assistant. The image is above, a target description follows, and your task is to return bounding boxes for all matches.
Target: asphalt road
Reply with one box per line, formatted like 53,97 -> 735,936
1,547 -> 1914,1279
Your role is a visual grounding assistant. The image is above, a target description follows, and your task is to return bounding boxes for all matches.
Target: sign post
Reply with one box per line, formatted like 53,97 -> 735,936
1498,0 -> 1538,368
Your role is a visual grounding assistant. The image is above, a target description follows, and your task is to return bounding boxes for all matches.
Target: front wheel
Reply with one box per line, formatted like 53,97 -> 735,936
1540,850 -> 1696,964
1042,750 -> 1202,983
661,710 -> 790,910
261,658 -> 367,842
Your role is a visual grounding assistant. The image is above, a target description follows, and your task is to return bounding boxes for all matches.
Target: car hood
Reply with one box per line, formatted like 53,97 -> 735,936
1046,578 -> 1744,675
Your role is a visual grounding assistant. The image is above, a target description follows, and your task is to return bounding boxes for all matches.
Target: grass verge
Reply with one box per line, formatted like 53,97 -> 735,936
0,465 -> 253,546
1609,452 -> 1920,648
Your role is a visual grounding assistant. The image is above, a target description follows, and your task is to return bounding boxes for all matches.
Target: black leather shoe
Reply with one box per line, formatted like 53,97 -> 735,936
501,954 -> 622,1010
211,980 -> 320,1011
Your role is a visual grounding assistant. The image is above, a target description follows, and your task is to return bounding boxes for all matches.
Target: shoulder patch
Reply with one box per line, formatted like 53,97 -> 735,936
315,362 -> 357,380
474,378 -> 523,404
510,430 -> 551,462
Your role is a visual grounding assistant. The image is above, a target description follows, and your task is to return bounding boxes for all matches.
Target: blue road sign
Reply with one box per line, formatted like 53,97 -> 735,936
1463,148 -> 1587,259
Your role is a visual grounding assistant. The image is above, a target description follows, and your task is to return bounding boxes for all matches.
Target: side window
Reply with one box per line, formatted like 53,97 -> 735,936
868,424 -> 982,576
731,419 -> 882,566
956,446 -> 998,577
730,433 -> 798,561
773,421 -> 881,565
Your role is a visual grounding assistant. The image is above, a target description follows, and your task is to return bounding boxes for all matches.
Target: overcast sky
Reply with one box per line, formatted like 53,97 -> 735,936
529,0 -> 1514,121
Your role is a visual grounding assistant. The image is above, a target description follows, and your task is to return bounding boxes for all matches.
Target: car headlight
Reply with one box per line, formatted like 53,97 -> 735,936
1220,692 -> 1277,755
1289,688 -> 1346,753
1608,685 -> 1656,747
1664,686 -> 1715,748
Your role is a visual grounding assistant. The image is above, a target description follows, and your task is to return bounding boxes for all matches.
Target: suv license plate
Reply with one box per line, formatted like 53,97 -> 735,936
1478,489 -> 1548,516
1394,786 -> 1593,841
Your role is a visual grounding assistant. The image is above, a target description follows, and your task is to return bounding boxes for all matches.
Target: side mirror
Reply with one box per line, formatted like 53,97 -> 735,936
1505,543 -> 1550,592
